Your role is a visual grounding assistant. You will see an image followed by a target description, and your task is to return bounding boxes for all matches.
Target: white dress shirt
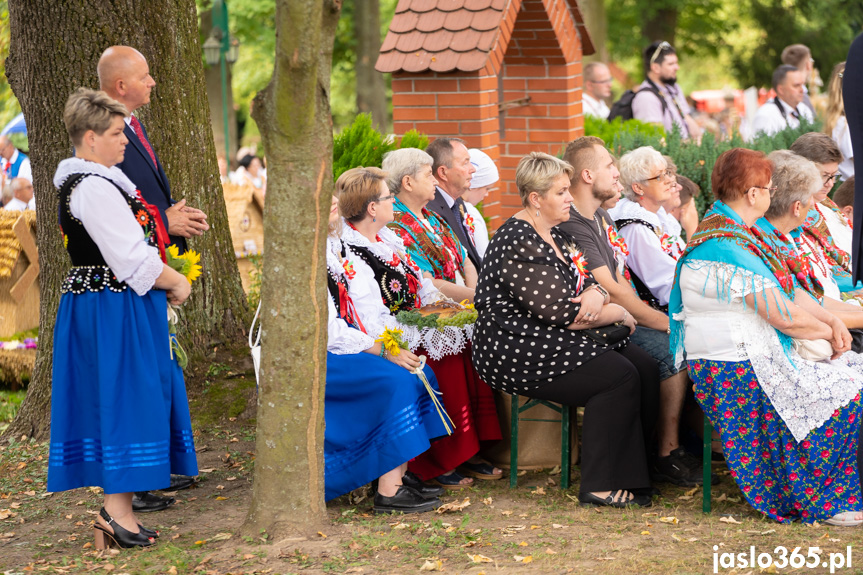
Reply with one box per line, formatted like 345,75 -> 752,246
751,98 -> 814,138
833,116 -> 855,180
2,197 -> 33,211
583,94 -> 610,119
608,198 -> 677,306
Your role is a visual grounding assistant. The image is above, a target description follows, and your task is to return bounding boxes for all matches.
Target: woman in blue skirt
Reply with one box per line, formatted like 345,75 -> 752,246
324,195 -> 450,513
48,88 -> 197,548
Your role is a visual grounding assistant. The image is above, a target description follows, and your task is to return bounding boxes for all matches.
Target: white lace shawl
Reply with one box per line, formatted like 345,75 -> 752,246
678,259 -> 863,442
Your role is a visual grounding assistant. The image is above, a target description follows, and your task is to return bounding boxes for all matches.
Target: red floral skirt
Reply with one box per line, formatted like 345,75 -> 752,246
408,344 -> 502,480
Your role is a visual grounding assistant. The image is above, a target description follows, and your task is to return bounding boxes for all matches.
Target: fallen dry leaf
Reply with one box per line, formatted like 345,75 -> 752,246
532,487 -> 546,495
468,554 -> 493,563
659,516 -> 679,525
518,541 -> 528,546
513,555 -> 533,563
198,468 -> 216,473
501,510 -> 513,516
317,531 -> 327,538
209,532 -> 232,542
214,496 -> 228,501
545,547 -> 557,555
641,530 -> 650,535
226,476 -> 237,481
552,523 -> 565,529
719,516 -> 742,525
548,465 -> 561,475
436,498 -> 470,514
481,497 -> 493,505
420,559 -> 443,571
166,567 -> 177,575
671,533 -> 698,542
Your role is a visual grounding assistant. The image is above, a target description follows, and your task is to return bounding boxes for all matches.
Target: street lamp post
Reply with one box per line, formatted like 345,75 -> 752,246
203,0 -> 238,168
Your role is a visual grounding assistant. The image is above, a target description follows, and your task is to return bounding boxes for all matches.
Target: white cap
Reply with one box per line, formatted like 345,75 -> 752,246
468,148 -> 499,189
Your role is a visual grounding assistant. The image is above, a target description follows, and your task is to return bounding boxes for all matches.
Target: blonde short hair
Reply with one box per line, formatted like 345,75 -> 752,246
336,166 -> 388,224
515,152 -> 574,207
63,88 -> 128,147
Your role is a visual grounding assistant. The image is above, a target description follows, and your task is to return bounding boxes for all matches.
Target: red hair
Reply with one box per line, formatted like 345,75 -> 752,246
711,148 -> 773,202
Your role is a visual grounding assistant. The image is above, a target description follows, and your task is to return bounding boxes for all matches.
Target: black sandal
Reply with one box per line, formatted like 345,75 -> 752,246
578,490 -> 652,508
93,508 -> 156,549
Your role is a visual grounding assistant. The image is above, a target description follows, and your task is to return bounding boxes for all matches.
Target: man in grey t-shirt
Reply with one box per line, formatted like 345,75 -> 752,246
560,136 -> 707,488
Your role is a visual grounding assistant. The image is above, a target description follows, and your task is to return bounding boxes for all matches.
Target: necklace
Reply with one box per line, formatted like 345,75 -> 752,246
571,202 -> 603,236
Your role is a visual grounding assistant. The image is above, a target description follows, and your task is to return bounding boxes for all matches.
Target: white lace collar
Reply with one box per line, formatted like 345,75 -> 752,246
53,157 -> 138,197
341,223 -> 407,260
609,197 -> 663,229
326,235 -> 347,277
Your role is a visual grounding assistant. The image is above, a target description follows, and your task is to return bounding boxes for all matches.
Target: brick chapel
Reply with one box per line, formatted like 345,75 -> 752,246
376,0 -> 595,229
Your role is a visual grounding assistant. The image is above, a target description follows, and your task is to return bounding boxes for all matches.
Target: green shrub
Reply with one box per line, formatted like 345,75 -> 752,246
332,113 -> 429,180
585,116 -> 665,153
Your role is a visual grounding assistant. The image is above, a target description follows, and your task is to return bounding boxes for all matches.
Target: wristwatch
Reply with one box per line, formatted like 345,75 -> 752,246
591,284 -> 610,301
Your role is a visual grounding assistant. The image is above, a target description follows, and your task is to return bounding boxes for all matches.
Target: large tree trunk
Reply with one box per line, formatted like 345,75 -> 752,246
355,0 -> 387,130
242,0 -> 341,537
642,7 -> 678,46
3,0 -> 248,441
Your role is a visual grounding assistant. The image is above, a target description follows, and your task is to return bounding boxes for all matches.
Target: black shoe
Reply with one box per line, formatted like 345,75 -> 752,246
373,486 -> 441,514
675,448 -> 722,486
402,471 -> 445,499
578,490 -> 652,508
169,474 -> 197,491
651,447 -> 705,487
631,485 -> 662,498
94,507 -> 156,549
132,492 -> 175,513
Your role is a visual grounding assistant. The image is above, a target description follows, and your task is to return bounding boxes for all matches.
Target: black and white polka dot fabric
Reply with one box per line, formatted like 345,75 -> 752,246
472,218 -> 610,393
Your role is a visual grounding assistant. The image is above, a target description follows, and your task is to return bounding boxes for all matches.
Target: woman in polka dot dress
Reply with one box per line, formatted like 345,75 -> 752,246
472,152 -> 660,508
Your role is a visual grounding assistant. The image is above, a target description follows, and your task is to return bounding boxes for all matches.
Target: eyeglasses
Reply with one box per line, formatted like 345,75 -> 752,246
823,172 -> 840,186
650,41 -> 672,65
752,185 -> 778,197
373,193 -> 397,203
643,169 -> 674,183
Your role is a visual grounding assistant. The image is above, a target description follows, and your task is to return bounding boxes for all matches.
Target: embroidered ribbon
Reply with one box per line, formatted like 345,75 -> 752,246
136,190 -> 169,262
413,355 -> 454,436
337,282 -> 367,333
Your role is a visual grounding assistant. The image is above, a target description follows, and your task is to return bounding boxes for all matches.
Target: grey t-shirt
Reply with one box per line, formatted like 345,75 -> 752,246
557,206 -> 617,275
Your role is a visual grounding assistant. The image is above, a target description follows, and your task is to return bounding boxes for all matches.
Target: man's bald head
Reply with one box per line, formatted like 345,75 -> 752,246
11,178 -> 33,202
0,135 -> 13,161
97,46 -> 155,113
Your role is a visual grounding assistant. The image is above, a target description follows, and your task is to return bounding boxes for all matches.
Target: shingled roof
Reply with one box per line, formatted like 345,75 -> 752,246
377,0 -> 593,74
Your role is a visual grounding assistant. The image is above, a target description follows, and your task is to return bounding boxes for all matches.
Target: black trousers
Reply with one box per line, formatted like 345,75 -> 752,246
527,343 -> 660,493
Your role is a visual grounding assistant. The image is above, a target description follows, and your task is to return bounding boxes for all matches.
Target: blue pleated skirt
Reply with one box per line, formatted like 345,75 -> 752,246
324,351 -> 450,501
47,288 -> 198,494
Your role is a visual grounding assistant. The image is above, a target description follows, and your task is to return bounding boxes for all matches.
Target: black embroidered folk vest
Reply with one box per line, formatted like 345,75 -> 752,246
348,244 -> 421,313
615,217 -> 670,313
58,173 -> 159,294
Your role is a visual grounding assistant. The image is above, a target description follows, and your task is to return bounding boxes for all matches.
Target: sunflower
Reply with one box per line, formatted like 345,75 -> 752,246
166,245 -> 203,284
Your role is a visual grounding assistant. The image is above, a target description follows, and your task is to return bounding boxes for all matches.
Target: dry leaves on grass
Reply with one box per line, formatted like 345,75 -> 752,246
436,498 -> 470,514
468,554 -> 494,563
671,533 -> 698,543
719,516 -> 743,524
658,516 -> 679,525
513,555 -> 533,563
419,559 -> 443,571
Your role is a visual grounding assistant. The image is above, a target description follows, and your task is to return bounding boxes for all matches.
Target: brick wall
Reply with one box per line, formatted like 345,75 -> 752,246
389,0 -> 585,230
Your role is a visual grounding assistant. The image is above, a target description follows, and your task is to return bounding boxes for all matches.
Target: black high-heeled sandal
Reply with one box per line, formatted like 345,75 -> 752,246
137,523 -> 159,538
93,507 -> 156,549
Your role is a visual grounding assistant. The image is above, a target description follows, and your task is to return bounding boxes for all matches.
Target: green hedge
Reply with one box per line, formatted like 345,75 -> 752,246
332,113 -> 429,180
586,117 -> 822,216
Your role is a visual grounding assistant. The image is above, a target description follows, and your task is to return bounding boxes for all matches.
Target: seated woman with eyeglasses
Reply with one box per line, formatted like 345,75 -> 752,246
608,147 -> 679,312
336,166 -> 502,491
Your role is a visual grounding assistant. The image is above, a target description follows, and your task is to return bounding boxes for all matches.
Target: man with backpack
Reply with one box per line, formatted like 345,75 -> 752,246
611,41 -> 701,141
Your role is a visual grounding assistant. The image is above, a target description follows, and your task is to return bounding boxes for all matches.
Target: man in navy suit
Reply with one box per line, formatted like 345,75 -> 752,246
97,46 -> 209,512
847,34 -> 863,284
97,46 -> 209,253
424,138 -> 482,270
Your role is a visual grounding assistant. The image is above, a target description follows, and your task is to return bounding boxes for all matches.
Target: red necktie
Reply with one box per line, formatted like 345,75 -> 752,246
129,116 -> 158,168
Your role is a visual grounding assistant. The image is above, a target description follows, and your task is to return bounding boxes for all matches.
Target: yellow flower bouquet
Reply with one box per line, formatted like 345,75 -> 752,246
165,246 -> 202,369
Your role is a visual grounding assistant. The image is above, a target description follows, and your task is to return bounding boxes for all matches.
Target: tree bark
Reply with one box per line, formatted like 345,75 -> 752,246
354,0 -> 387,130
3,0 -> 248,440
242,0 -> 341,536
642,6 -> 678,46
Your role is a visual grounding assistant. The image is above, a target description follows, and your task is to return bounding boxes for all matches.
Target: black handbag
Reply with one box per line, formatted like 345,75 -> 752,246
583,323 -> 630,346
